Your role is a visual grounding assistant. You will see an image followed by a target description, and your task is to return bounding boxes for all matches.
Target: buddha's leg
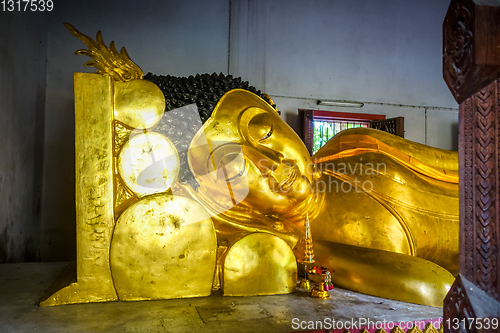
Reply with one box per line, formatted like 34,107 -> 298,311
314,240 -> 454,307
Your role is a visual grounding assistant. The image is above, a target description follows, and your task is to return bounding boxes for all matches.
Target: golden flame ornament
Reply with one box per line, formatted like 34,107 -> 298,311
64,22 -> 143,81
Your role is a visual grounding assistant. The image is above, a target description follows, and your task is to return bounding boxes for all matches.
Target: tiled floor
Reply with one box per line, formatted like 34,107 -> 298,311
0,263 -> 442,333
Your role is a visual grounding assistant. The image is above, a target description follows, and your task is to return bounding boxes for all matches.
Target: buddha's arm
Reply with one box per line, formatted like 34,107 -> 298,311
313,240 -> 454,307
170,182 -> 302,249
313,128 -> 458,182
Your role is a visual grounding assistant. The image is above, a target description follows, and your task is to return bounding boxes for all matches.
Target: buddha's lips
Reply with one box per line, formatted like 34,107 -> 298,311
271,162 -> 299,191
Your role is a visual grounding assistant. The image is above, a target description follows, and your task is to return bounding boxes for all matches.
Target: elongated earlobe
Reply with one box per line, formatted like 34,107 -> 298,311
312,164 -> 322,180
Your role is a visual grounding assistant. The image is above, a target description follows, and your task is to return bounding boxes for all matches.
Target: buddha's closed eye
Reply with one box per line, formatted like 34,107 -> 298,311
248,112 -> 273,142
259,125 -> 273,142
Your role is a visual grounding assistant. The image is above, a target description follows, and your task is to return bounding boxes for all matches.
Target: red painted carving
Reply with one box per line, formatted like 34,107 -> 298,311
459,80 -> 500,300
443,0 -> 474,101
444,276 -> 475,333
444,0 -> 500,326
473,83 -> 498,298
443,0 -> 500,104
461,97 -> 475,283
444,274 -> 500,333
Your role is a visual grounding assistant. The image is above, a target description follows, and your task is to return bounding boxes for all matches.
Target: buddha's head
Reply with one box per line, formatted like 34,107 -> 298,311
188,89 -> 315,216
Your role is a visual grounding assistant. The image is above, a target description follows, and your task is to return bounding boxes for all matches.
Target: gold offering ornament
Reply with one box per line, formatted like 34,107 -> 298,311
64,22 -> 143,81
308,267 -> 333,299
297,213 -> 315,290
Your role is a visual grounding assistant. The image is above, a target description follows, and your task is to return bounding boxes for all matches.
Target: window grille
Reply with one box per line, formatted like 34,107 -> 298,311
298,110 -> 403,155
312,119 -> 369,154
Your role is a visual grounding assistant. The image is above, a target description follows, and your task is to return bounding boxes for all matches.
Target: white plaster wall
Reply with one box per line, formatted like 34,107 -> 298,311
230,0 -> 459,148
272,97 -> 428,145
41,0 -> 229,261
426,109 -> 459,151
0,12 -> 48,262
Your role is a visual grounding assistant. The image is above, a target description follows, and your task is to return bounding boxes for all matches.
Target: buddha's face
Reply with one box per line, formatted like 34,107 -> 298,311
188,89 -> 314,215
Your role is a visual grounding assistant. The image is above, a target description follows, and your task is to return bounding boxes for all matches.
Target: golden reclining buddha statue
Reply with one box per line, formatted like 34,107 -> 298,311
40,24 -> 458,307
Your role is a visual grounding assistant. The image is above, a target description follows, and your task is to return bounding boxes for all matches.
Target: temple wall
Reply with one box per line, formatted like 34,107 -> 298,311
0,12 -> 48,262
229,0 -> 458,148
0,0 -> 458,262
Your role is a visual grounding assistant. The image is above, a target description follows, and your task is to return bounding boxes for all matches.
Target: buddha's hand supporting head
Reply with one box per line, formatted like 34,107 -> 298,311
188,89 -> 314,216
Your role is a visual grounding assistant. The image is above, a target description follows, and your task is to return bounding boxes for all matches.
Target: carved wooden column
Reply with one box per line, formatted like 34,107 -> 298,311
443,0 -> 500,331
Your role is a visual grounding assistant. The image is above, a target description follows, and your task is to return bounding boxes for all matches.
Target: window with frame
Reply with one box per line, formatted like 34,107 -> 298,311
298,109 -> 404,155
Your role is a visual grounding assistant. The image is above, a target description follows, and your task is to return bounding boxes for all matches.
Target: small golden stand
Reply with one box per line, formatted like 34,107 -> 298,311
298,264 -> 312,290
310,281 -> 330,299
308,267 -> 332,299
297,214 -> 315,291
